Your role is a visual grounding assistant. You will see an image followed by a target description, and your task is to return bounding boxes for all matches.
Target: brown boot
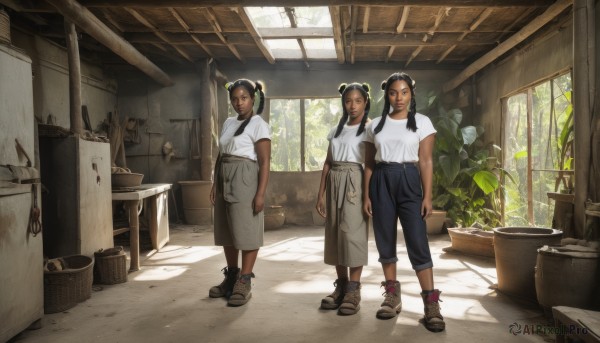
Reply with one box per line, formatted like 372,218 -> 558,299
320,278 -> 348,310
228,273 -> 254,306
209,266 -> 240,298
376,280 -> 402,319
338,281 -> 361,315
421,289 -> 445,332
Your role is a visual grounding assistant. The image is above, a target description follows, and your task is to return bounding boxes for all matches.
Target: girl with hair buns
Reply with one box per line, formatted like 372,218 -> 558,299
316,82 -> 370,315
209,78 -> 271,307
363,72 -> 445,331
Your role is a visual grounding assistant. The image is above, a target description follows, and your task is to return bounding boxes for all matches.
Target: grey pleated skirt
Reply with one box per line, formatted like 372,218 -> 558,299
213,155 -> 264,250
324,161 -> 369,267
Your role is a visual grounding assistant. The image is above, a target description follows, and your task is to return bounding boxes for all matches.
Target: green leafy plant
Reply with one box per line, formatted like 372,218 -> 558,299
430,107 -> 514,230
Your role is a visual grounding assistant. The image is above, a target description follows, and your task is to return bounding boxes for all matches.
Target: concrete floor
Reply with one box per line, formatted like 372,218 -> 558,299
12,224 -> 554,343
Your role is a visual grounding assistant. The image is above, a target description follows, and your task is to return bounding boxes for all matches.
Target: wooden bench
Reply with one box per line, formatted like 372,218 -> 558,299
552,306 -> 600,343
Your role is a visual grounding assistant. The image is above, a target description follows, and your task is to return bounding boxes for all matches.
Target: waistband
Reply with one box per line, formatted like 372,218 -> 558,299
375,161 -> 418,169
331,161 -> 362,170
221,154 -> 256,163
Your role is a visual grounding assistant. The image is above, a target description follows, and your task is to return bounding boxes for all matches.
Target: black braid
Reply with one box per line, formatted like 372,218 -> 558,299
226,79 -> 266,136
334,82 -> 371,138
373,80 -> 389,134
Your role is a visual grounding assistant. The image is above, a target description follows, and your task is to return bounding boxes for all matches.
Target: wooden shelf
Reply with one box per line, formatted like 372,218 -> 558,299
547,192 -> 575,204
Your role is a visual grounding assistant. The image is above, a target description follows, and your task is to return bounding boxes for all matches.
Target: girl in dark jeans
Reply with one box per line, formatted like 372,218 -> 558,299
363,72 -> 445,332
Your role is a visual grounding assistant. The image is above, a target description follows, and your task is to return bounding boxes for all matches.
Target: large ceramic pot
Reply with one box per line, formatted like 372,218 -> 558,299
535,245 -> 600,313
426,210 -> 447,235
447,227 -> 495,258
264,205 -> 285,230
179,181 -> 212,225
493,227 -> 562,300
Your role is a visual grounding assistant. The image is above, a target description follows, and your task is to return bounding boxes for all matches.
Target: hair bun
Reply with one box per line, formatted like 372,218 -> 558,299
381,81 -> 387,90
362,83 -> 370,92
225,82 -> 233,91
338,83 -> 347,94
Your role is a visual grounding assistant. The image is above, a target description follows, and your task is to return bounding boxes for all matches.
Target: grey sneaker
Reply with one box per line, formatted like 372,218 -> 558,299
421,289 -> 445,332
376,280 -> 402,319
338,281 -> 361,315
320,278 -> 348,310
209,266 -> 240,298
228,274 -> 254,306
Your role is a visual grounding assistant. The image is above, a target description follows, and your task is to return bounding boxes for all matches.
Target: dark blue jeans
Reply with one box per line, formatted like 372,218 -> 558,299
370,162 -> 433,270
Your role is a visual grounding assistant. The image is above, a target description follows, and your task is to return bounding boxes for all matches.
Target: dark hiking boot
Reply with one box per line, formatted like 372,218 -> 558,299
376,280 -> 402,319
209,266 -> 240,298
320,278 -> 348,310
228,273 -> 254,306
338,281 -> 361,315
421,289 -> 445,332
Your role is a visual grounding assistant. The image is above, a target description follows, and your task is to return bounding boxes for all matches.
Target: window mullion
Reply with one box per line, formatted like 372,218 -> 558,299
300,99 -> 306,172
527,88 -> 534,225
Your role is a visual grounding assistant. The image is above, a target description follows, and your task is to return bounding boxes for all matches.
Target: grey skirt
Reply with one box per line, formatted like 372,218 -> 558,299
213,155 -> 264,250
324,161 -> 368,267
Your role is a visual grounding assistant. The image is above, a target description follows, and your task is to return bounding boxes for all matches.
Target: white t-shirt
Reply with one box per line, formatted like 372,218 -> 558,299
327,123 -> 368,163
219,115 -> 271,161
364,113 -> 436,163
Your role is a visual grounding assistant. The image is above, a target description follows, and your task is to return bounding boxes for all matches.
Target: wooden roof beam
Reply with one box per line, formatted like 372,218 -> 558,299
45,0 -> 173,87
494,7 -> 535,43
385,46 -> 395,63
126,7 -> 195,62
353,33 -> 494,46
423,7 -> 450,42
437,7 -> 492,63
396,6 -> 410,33
235,7 -> 275,64
405,45 -> 423,67
329,6 -> 345,64
80,0 -> 556,8
443,0 -> 572,92
258,27 -> 333,39
203,8 -> 244,62
350,5 -> 358,64
168,7 -> 214,57
285,7 -> 309,68
362,6 -> 370,33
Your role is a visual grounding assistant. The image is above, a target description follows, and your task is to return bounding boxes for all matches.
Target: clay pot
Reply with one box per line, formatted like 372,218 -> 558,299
264,205 -> 285,230
425,210 -> 447,234
535,245 -> 600,314
493,227 -> 562,300
447,227 -> 495,258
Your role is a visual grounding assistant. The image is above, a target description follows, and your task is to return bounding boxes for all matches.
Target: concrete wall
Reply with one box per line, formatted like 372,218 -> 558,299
11,29 -> 117,129
476,22 -> 573,146
219,62 -> 460,224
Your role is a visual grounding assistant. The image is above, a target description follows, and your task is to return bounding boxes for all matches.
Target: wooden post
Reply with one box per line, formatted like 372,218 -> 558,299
64,20 -> 83,136
197,60 -> 213,181
46,0 -> 173,87
573,0 -> 592,238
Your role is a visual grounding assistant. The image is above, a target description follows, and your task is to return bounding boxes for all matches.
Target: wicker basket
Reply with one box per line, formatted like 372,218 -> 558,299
94,247 -> 127,285
44,255 -> 94,314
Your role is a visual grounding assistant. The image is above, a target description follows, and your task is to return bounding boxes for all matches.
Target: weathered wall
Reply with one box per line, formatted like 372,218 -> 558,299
476,22 -> 573,146
219,62 -> 460,224
10,29 -> 117,129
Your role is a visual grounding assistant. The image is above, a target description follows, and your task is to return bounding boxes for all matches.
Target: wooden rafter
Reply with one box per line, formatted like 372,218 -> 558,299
443,0 -> 572,92
100,9 -> 124,32
235,7 -> 275,64
406,7 -> 449,65
45,0 -> 173,86
349,5 -> 358,64
203,7 -> 244,62
405,45 -> 423,67
437,7 -> 492,63
353,33 -> 494,46
329,6 -> 345,64
168,7 -> 214,57
362,6 -> 370,33
80,0 -> 555,8
386,5 -> 410,63
285,7 -> 309,68
494,7 -> 535,43
396,5 -> 410,33
258,27 -> 332,39
125,7 -> 194,62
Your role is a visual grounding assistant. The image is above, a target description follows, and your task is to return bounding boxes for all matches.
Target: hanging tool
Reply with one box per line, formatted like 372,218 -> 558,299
29,183 -> 42,236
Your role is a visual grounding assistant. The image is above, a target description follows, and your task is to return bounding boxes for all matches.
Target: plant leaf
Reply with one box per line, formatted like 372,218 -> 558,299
473,170 -> 499,195
461,126 -> 478,146
514,150 -> 528,159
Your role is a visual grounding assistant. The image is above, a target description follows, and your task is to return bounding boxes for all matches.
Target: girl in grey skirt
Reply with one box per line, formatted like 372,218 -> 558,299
316,83 -> 370,315
209,79 -> 271,307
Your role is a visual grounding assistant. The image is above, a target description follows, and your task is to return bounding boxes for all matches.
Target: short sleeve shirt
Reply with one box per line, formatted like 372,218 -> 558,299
327,123 -> 368,163
219,115 -> 271,161
364,113 -> 436,163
